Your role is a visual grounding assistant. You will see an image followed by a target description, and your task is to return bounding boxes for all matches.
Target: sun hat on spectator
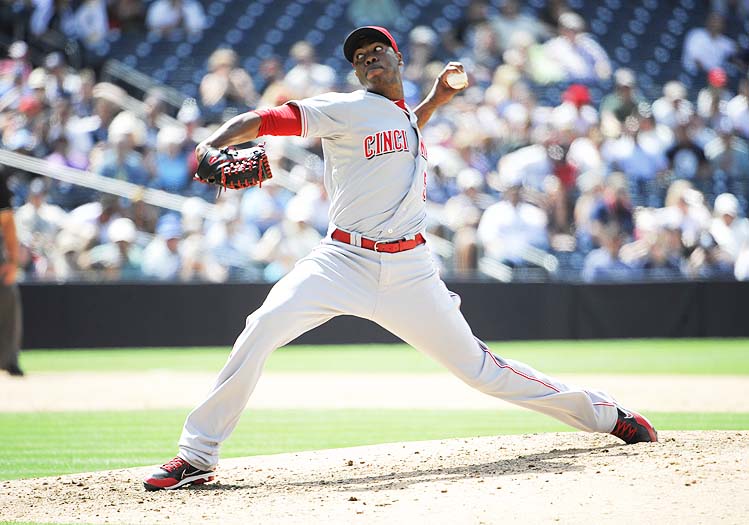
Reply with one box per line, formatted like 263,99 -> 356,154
663,81 -> 687,101
8,41 -> 27,59
27,68 -> 47,89
614,68 -> 636,87
714,193 -> 739,217
559,12 -> 585,32
109,111 -> 147,146
108,217 -> 137,243
156,126 -> 187,151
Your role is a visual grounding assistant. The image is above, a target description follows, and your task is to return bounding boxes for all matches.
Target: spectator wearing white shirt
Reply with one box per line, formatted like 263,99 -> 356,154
726,76 -> 749,139
142,214 -> 183,280
543,12 -> 611,82
490,0 -> 551,52
682,12 -> 736,75
74,0 -> 109,49
652,81 -> 694,130
710,193 -> 749,261
283,41 -> 336,99
146,0 -> 206,38
477,181 -> 549,267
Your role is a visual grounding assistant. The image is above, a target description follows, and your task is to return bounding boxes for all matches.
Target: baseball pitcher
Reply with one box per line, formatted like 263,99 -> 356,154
144,26 -> 657,491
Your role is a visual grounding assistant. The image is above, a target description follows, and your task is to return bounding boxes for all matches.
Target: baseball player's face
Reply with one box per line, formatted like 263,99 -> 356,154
351,39 -> 403,97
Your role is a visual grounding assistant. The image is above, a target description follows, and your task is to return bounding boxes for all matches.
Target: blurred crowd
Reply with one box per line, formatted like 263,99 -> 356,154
1,0 -> 749,283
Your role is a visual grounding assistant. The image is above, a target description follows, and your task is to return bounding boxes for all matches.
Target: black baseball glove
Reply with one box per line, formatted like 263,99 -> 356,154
194,144 -> 272,192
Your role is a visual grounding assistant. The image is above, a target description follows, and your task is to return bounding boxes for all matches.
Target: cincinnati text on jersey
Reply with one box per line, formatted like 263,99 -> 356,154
363,129 -> 410,159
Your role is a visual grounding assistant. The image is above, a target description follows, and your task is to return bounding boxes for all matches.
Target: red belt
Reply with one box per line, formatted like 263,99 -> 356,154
331,229 -> 426,253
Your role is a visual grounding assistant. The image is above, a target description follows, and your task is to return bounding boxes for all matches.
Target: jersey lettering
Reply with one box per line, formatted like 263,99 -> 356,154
363,129 -> 410,159
419,138 -> 428,160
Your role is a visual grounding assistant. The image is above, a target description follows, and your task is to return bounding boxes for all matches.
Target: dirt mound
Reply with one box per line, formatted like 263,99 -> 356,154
2,431 -> 747,524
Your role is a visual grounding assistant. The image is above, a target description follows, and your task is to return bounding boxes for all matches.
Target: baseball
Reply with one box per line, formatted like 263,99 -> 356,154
446,71 -> 468,89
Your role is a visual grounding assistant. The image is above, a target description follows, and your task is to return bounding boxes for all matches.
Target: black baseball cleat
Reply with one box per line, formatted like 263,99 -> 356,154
4,364 -> 24,377
610,407 -> 658,444
143,457 -> 215,491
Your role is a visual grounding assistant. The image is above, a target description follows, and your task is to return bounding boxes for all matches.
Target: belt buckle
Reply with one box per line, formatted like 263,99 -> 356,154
373,240 -> 382,252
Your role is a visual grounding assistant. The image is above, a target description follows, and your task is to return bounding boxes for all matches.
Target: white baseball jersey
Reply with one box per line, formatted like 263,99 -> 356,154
291,90 -> 428,241
176,89 -> 624,472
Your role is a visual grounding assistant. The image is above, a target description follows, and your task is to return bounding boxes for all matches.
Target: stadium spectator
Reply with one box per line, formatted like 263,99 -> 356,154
0,41 -> 31,82
239,183 -> 291,234
71,69 -> 95,117
199,49 -> 257,117
14,179 -> 67,266
142,92 -> 166,149
601,107 -> 669,190
146,0 -> 206,38
78,217 -> 143,280
254,56 -> 284,96
581,224 -> 636,282
726,76 -> 749,139
645,211 -> 687,280
588,173 -> 635,245
445,0 -> 489,54
98,134 -> 150,186
666,122 -> 709,182
403,26 -> 439,87
600,68 -> 645,123
490,0 -> 551,52
283,41 -> 336,99
74,0 -> 109,49
205,202 -> 261,281
662,180 -> 712,249
477,180 -> 549,267
710,193 -> 749,260
0,169 -> 23,376
652,81 -> 694,130
543,12 -> 611,82
253,201 -> 322,282
30,0 -> 77,40
697,68 -> 733,128
142,214 -> 183,280
67,194 -> 122,245
685,230 -> 734,279
704,124 -> 749,188
682,12 -> 736,76
153,126 -> 190,193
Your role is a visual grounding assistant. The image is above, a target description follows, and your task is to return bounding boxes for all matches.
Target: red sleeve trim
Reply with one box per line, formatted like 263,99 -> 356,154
256,104 -> 303,137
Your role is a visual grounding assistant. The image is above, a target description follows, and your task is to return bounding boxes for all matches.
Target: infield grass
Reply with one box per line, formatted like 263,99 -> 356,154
5,339 -> 749,482
17,338 -> 749,375
1,409 -> 748,480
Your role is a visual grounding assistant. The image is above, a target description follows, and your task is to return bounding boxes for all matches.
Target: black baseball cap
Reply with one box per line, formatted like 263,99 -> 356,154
343,26 -> 400,63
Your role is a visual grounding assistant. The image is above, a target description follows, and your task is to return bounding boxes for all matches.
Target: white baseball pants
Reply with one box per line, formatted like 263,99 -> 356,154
178,240 -> 619,470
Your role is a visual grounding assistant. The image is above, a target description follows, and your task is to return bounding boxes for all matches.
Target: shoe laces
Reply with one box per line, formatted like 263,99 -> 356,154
161,457 -> 188,472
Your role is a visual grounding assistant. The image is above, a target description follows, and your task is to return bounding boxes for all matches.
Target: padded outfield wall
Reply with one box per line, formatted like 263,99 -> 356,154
19,281 -> 749,348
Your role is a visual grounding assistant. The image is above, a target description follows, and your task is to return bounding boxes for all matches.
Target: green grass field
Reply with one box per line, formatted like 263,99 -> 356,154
18,338 -> 749,374
2,338 -> 748,481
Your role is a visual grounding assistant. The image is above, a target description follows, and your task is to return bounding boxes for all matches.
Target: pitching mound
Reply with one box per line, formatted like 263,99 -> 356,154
2,431 -> 747,524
